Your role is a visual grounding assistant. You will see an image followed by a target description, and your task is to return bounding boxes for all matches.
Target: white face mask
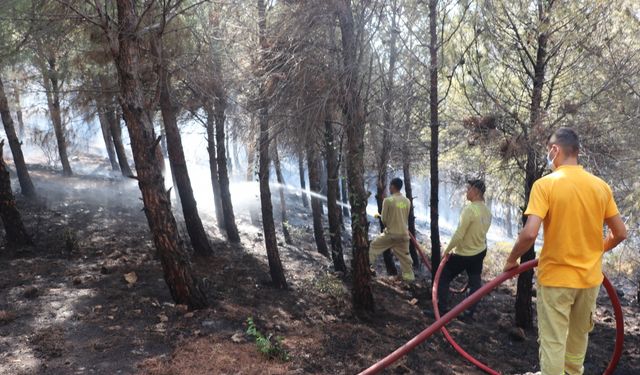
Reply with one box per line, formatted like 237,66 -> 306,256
546,148 -> 557,171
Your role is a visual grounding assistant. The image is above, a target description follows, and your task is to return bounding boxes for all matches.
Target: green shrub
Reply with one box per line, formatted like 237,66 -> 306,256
246,317 -> 290,362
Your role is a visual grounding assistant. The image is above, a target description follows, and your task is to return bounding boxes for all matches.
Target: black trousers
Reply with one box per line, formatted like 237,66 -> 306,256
437,249 -> 487,315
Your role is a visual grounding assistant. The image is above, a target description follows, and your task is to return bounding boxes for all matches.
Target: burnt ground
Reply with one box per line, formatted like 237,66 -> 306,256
0,166 -> 639,375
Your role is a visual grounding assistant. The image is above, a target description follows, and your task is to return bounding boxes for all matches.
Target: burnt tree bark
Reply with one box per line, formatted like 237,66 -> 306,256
205,107 -> 225,227
111,0 -> 207,309
428,0 -> 441,276
272,138 -> 292,244
258,0 -> 287,289
307,136 -> 330,257
38,56 -> 72,176
337,0 -> 374,312
324,115 -> 347,273
0,141 -> 31,245
0,76 -> 36,197
152,36 -> 213,257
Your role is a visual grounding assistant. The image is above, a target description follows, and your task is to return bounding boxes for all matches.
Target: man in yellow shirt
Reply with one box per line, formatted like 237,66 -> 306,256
437,179 -> 492,319
369,178 -> 414,282
504,128 -> 627,375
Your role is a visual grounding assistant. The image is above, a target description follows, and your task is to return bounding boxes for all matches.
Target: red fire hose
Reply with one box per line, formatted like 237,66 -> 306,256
359,251 -> 625,374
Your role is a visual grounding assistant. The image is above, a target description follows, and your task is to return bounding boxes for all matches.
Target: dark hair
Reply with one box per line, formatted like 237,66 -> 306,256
390,177 -> 403,191
548,127 -> 580,156
467,179 -> 486,195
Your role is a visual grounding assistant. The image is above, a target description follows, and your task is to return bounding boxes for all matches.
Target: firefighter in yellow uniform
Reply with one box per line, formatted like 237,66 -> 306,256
369,177 -> 415,282
504,128 -> 627,375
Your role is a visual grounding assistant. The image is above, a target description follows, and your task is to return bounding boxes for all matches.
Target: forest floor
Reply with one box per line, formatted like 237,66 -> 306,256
0,164 -> 639,375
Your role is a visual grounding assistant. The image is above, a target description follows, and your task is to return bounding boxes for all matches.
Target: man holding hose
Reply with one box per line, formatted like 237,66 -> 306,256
369,177 -> 415,282
504,128 -> 627,375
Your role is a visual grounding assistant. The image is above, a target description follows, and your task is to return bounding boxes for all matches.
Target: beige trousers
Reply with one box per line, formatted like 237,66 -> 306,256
537,284 -> 599,375
369,233 -> 414,281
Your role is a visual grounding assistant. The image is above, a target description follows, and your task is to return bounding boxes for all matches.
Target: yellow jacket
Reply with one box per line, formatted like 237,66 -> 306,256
445,201 -> 492,256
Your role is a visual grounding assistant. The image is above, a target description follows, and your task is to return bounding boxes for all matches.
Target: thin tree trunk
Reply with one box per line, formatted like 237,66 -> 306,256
98,76 -> 133,177
12,84 -> 25,140
225,120 -> 232,175
0,76 -> 35,197
428,0 -> 441,277
0,141 -> 31,245
112,0 -> 207,309
376,2 -> 400,276
40,57 -> 72,176
258,0 -> 287,289
96,100 -> 119,171
212,86 -> 241,243
152,36 -> 213,257
337,0 -> 374,312
106,106 -> 133,177
325,115 -> 347,272
205,107 -> 225,227
402,119 -> 419,268
307,137 -> 330,257
232,126 -> 240,178
340,160 -> 349,218
506,204 -> 513,238
246,129 -> 260,226
515,1 -> 551,330
272,138 -> 292,244
298,150 -> 309,208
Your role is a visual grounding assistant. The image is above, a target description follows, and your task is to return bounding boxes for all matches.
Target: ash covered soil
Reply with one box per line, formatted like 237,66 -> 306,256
1,166 -> 639,375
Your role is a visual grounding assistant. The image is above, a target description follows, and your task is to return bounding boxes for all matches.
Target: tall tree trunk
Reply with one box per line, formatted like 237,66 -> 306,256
112,0 -> 207,309
205,107 -> 225,228
376,1 -> 400,276
272,138 -> 292,244
106,106 -> 133,177
337,0 -> 374,312
0,76 -> 36,197
428,0 -> 441,277
12,84 -> 25,140
325,115 -> 347,273
0,141 -> 31,245
258,0 -> 287,289
515,1 -> 551,330
96,100 -> 119,171
40,57 -> 72,176
212,85 -> 240,243
298,150 -> 309,208
152,36 -> 213,257
307,137 -> 330,257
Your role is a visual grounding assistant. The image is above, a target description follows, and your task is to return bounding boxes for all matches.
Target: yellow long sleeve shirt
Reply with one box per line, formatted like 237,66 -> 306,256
445,201 -> 492,256
381,193 -> 411,237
